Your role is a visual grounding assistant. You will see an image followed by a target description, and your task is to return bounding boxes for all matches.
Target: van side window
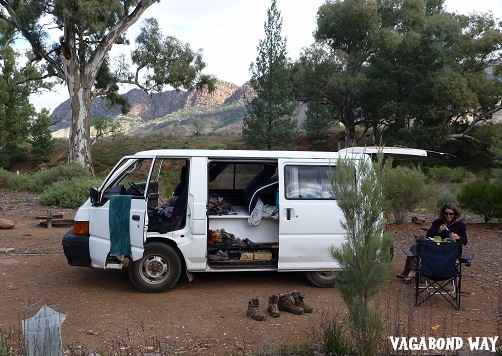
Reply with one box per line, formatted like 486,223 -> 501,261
210,163 -> 265,189
284,165 -> 336,200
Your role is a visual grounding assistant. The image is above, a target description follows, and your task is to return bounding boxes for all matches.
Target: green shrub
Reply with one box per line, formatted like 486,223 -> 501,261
321,314 -> 357,355
494,168 -> 502,183
436,188 -> 459,211
382,165 -> 429,223
426,166 -> 465,183
458,180 -> 502,223
207,144 -> 227,150
330,155 -> 392,355
40,177 -> 102,208
0,168 -> 14,188
8,173 -> 30,191
29,163 -> 88,192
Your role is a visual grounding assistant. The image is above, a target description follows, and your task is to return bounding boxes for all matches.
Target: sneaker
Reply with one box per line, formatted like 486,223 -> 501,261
247,298 -> 267,321
291,290 -> 314,313
278,293 -> 304,315
208,249 -> 229,261
231,237 -> 247,248
243,238 -> 259,250
268,294 -> 280,317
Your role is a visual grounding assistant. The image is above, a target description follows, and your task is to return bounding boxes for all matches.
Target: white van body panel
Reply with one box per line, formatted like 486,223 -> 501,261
64,148 -> 429,292
277,158 -> 347,270
89,198 -> 147,267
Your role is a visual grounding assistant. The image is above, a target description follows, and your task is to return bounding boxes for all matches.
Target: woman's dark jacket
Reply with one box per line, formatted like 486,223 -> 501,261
426,218 -> 467,245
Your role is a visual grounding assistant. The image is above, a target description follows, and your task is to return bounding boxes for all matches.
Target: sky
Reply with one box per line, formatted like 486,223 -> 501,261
28,0 -> 502,112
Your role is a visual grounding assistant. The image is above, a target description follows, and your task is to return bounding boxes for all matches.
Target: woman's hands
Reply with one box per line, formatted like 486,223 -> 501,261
439,224 -> 459,240
449,232 -> 460,240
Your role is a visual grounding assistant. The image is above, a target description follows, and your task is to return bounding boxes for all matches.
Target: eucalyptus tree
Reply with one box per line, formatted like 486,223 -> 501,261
364,0 -> 502,149
297,0 -> 500,149
243,0 -> 298,150
309,0 -> 381,147
0,1 -> 214,174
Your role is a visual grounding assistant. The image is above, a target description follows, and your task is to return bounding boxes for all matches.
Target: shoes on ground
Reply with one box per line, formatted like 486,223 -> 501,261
247,298 -> 267,321
278,293 -> 304,315
291,290 -> 314,313
268,294 -> 280,317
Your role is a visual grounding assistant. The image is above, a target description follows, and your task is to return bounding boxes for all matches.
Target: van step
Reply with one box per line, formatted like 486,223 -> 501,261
209,259 -> 278,268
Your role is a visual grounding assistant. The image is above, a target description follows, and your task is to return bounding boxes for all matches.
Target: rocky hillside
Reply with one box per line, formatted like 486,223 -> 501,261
51,81 -> 256,136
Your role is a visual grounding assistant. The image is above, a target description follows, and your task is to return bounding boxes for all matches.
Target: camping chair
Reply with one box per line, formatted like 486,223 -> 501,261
404,238 -> 472,310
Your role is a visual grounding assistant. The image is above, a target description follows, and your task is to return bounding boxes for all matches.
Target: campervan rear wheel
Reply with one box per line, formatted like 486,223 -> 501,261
305,271 -> 337,288
128,242 -> 181,293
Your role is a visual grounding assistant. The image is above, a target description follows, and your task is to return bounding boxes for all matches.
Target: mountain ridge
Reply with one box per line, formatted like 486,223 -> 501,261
51,80 -> 255,136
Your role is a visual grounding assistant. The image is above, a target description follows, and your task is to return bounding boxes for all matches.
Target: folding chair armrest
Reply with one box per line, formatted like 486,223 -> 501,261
460,253 -> 474,266
402,249 -> 416,258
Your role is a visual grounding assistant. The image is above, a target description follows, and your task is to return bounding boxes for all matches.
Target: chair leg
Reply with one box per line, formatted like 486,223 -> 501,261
415,274 -> 461,310
456,276 -> 461,310
415,272 -> 419,306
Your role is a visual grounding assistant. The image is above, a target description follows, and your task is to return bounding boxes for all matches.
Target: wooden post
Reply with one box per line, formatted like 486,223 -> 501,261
47,210 -> 52,228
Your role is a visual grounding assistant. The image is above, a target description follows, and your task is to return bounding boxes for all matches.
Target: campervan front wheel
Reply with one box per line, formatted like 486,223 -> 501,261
128,242 -> 181,293
305,271 -> 337,288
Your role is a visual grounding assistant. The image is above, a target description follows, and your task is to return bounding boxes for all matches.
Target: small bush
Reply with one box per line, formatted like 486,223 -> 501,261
382,165 -> 429,223
8,174 -> 30,191
40,177 -> 102,208
458,179 -> 502,223
436,188 -> 459,211
321,315 -> 356,355
494,168 -> 502,183
207,144 -> 227,150
426,166 -> 465,183
0,168 -> 14,188
29,163 -> 88,193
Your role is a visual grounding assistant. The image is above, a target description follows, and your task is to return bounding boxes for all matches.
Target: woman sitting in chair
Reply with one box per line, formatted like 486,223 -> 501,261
397,204 -> 468,282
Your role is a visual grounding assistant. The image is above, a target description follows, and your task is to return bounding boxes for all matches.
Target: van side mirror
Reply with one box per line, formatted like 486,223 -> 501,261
90,187 -> 101,206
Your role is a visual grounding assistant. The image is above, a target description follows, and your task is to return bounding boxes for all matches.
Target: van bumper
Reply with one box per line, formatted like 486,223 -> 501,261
62,228 -> 92,267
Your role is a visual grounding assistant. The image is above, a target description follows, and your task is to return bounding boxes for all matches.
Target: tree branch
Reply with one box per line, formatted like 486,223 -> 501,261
87,1 -> 158,79
460,105 -> 502,137
0,3 -> 65,80
15,74 -> 54,86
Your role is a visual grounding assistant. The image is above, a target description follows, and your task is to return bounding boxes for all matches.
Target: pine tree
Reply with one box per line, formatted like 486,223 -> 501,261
329,153 -> 393,355
302,100 -> 333,140
242,0 -> 298,150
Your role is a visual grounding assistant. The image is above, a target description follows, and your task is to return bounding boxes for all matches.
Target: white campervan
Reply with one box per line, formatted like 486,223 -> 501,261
62,148 -> 452,292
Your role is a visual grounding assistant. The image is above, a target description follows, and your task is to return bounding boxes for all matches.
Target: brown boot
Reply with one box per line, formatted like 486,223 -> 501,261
268,294 -> 280,317
247,298 -> 267,321
291,290 -> 314,313
278,293 -> 304,315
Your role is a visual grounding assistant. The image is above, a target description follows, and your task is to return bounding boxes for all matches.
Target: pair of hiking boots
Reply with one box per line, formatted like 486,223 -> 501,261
247,291 -> 314,321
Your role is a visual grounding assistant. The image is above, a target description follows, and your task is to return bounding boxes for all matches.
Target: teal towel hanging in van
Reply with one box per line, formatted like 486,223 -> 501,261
109,195 -> 132,256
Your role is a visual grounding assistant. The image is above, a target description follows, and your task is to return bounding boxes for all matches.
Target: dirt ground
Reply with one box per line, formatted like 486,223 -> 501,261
0,190 -> 500,355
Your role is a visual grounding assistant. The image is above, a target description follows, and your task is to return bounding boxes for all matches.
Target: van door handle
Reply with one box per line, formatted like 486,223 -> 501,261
286,208 -> 292,220
132,215 -> 140,221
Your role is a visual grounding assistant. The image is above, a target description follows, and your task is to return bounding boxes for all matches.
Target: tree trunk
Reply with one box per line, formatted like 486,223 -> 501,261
64,34 -> 94,176
68,85 -> 94,176
344,125 -> 357,147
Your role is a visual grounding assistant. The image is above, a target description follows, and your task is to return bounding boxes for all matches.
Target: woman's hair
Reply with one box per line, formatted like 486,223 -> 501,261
439,203 -> 461,219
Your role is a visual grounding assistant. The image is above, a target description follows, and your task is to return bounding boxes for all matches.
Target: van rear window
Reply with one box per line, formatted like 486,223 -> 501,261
284,165 -> 335,200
